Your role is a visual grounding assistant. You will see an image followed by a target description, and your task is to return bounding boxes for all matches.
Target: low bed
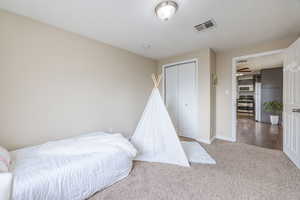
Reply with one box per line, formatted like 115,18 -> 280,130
8,132 -> 137,200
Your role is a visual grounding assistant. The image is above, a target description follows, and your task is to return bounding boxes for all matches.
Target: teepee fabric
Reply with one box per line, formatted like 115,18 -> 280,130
131,75 -> 190,167
181,141 -> 216,165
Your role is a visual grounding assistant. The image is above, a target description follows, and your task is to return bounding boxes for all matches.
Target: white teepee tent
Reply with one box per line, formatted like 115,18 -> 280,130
131,74 -> 190,167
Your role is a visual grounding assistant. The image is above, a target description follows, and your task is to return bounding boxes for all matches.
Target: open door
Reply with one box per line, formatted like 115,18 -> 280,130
283,38 -> 300,168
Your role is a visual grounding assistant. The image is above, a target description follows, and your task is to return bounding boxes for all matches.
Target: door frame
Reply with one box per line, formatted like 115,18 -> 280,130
161,59 -> 199,138
231,49 -> 285,142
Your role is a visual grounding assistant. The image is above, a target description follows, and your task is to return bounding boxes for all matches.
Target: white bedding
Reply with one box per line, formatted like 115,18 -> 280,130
10,132 -> 137,200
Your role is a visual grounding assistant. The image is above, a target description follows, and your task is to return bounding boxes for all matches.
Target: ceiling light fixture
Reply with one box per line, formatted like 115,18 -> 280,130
155,1 -> 178,21
142,43 -> 152,50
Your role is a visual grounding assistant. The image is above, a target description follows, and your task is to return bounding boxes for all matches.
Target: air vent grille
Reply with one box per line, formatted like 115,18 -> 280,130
237,60 -> 248,64
194,19 -> 216,32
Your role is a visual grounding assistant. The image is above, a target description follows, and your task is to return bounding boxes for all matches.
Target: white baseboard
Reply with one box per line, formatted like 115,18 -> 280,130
210,136 -> 216,144
216,135 -> 236,142
196,136 -> 216,144
196,138 -> 211,144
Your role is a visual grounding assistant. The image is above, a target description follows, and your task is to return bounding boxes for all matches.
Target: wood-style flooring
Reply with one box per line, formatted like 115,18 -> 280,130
237,117 -> 283,150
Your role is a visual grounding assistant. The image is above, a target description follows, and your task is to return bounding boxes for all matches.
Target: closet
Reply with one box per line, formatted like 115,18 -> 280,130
164,61 -> 198,140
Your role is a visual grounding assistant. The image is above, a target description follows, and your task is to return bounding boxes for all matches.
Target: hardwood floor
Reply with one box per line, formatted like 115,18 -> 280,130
237,117 -> 283,150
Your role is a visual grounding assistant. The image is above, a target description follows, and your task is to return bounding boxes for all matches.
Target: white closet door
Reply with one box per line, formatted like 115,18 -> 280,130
178,62 -> 197,139
165,66 -> 179,130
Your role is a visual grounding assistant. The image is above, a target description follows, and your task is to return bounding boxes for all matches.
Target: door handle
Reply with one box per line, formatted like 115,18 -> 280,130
292,108 -> 300,113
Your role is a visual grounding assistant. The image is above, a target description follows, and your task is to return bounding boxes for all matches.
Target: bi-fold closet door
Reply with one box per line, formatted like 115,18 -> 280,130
164,61 -> 198,140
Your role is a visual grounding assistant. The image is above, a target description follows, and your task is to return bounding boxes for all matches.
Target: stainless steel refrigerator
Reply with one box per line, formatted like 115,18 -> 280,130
255,82 -> 261,122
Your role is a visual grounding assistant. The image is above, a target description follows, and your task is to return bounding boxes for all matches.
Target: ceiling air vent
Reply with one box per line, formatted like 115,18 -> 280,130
237,60 -> 248,64
194,19 -> 216,32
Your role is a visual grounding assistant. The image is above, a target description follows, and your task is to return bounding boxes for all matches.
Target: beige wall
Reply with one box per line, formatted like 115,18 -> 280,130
0,10 -> 157,150
215,35 -> 299,140
1,10 -> 298,150
157,48 -> 216,143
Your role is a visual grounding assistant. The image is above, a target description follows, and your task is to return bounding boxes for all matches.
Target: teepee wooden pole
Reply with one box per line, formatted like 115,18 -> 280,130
151,74 -> 158,88
156,74 -> 162,87
151,73 -> 162,88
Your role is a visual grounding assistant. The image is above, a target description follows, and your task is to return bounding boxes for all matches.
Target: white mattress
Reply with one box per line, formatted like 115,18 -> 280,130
10,133 -> 137,200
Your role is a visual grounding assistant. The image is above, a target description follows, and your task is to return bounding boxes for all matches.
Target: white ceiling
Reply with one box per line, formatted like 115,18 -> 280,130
237,53 -> 283,72
1,0 -> 300,59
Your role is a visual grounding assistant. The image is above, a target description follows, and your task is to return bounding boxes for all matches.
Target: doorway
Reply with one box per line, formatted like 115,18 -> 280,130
232,50 -> 284,150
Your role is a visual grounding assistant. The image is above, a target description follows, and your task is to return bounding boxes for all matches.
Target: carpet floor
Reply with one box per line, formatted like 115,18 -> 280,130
89,140 -> 300,200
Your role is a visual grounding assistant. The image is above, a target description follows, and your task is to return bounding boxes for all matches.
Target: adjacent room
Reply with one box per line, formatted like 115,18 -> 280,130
0,0 -> 300,200
235,52 -> 284,150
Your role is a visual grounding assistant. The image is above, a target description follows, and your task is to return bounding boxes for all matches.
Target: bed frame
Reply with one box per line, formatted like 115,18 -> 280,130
0,173 -> 12,200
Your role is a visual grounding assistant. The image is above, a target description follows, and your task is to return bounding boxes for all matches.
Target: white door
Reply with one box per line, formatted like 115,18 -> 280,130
164,61 -> 198,139
283,38 -> 300,168
165,66 -> 179,130
178,62 -> 197,138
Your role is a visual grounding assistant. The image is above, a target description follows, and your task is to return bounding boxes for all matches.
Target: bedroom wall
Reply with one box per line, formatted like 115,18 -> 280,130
0,10 -> 157,150
215,35 -> 298,141
157,48 -> 216,144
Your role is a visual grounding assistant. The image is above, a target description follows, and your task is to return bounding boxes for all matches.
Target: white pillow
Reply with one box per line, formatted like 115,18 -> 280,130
0,146 -> 10,172
38,133 -> 137,158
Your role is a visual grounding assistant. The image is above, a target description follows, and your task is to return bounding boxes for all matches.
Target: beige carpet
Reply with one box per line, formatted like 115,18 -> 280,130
89,140 -> 300,200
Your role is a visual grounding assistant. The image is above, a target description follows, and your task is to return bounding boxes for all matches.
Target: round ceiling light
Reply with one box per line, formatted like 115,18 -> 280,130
155,1 -> 178,21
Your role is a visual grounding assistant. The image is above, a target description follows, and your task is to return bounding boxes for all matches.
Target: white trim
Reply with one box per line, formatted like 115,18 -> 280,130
197,136 -> 216,144
231,49 -> 285,142
210,136 -> 216,144
194,137 -> 211,144
161,59 -> 199,140
216,135 -> 235,142
196,138 -> 211,144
